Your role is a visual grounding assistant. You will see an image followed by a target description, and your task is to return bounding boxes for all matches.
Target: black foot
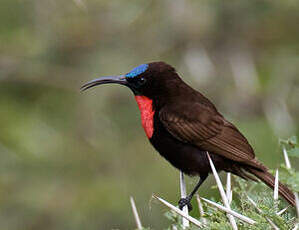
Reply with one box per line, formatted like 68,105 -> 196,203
178,197 -> 193,211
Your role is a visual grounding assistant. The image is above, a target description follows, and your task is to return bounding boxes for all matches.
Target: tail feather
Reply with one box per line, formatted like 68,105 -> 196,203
247,167 -> 295,206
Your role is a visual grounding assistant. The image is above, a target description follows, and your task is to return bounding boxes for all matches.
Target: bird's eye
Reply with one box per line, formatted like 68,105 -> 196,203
126,76 -> 146,89
139,77 -> 146,85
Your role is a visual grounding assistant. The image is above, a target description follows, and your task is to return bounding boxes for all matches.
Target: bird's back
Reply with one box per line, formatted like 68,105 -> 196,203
156,78 -> 265,171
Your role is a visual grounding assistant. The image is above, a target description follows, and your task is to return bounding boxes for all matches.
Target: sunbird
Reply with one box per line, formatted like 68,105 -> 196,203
81,62 -> 295,209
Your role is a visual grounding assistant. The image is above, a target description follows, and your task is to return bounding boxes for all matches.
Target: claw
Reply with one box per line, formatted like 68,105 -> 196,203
178,197 -> 193,211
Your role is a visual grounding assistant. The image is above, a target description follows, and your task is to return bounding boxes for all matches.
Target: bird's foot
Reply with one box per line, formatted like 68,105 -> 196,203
178,197 -> 193,211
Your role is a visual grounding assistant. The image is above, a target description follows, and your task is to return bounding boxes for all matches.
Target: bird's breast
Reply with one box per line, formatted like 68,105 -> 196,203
135,95 -> 155,138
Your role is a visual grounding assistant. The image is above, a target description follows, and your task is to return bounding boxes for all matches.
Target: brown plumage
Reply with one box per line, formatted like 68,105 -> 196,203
82,61 -> 296,209
156,73 -> 295,207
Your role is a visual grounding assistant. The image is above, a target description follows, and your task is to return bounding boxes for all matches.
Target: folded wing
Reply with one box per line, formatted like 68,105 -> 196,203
159,103 -> 256,164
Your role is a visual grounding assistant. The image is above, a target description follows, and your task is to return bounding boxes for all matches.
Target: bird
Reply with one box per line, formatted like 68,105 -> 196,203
81,61 -> 295,210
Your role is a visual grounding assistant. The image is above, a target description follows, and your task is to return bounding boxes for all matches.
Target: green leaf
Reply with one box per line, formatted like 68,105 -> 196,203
288,136 -> 298,146
279,136 -> 298,148
278,165 -> 299,192
287,147 -> 299,157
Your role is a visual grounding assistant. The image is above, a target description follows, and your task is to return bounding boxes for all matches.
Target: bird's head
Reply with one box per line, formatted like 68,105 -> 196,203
81,62 -> 179,98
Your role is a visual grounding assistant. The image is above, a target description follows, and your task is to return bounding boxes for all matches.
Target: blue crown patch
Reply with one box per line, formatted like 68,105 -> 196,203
125,64 -> 148,78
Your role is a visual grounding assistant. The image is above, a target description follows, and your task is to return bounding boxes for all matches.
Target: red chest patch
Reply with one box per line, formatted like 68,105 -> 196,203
135,95 -> 155,138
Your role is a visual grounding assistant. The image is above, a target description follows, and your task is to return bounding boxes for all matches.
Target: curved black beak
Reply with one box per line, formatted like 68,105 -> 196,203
81,75 -> 127,91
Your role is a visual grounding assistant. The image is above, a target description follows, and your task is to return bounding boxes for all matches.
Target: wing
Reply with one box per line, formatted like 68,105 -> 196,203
159,103 -> 255,163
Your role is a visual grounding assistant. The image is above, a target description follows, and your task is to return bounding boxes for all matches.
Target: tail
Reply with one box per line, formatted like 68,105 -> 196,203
247,166 -> 295,206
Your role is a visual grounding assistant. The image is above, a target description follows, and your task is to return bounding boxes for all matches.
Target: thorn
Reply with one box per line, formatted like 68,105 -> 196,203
201,197 -> 256,225
152,194 -> 204,228
130,196 -> 142,230
276,205 -> 289,216
274,169 -> 279,201
207,152 -> 238,230
282,147 -> 299,217
179,171 -> 190,228
283,147 -> 291,169
196,194 -> 207,225
295,193 -> 299,218
226,173 -> 232,204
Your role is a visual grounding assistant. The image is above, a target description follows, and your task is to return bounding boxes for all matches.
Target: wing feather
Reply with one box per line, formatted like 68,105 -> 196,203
159,103 -> 255,163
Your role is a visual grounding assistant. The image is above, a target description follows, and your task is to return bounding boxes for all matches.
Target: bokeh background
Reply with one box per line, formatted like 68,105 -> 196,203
1,0 -> 299,229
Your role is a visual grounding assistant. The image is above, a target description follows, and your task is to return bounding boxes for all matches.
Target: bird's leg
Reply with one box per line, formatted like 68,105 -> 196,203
178,174 -> 208,211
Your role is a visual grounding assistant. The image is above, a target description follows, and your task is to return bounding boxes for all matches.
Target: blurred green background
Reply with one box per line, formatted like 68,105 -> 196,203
0,0 -> 299,229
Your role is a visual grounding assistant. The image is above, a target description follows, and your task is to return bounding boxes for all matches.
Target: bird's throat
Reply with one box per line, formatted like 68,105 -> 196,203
135,95 -> 155,138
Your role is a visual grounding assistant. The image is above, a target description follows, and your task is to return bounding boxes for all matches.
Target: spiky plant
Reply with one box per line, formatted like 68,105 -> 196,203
130,136 -> 299,230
